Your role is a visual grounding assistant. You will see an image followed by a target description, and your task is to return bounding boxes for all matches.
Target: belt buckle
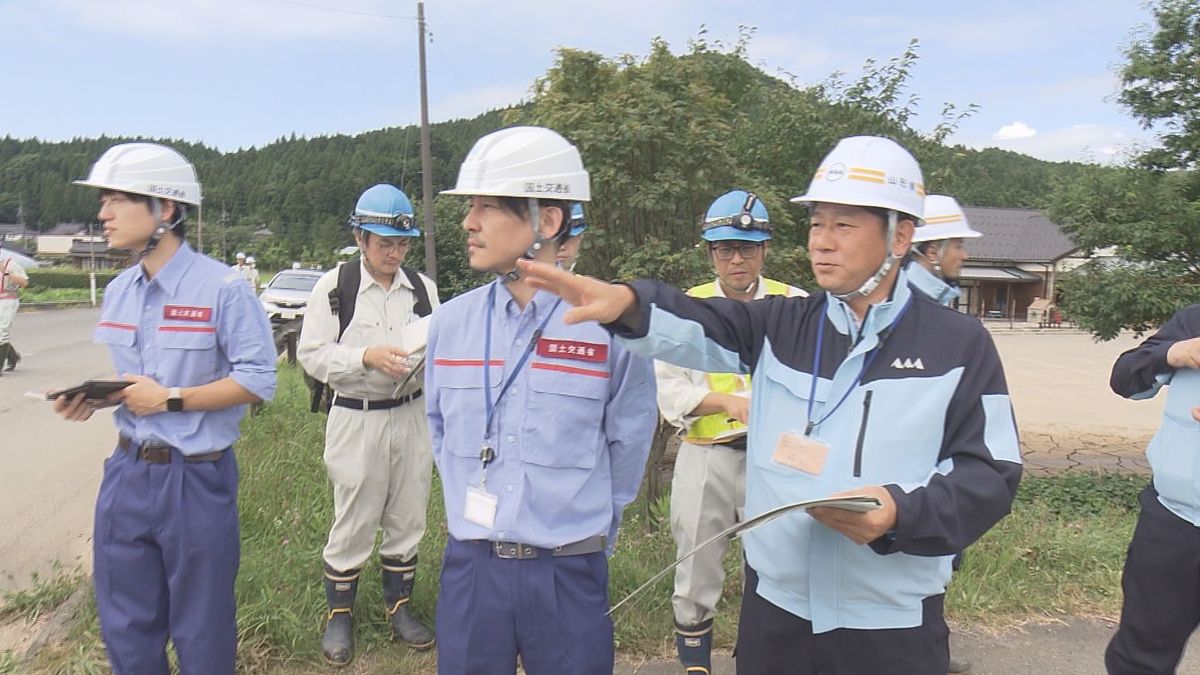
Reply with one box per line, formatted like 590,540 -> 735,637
494,542 -> 538,560
139,444 -> 171,464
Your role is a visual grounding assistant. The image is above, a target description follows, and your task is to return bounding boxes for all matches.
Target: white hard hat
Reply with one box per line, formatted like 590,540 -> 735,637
913,195 -> 982,242
74,143 -> 202,206
246,256 -> 256,264
236,251 -> 246,259
442,126 -> 590,201
791,136 -> 924,219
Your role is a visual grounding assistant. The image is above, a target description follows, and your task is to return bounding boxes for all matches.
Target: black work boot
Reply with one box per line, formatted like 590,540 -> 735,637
381,556 -> 435,650
676,620 -> 714,674
321,565 -> 359,666
0,344 -> 8,376
5,344 -> 19,371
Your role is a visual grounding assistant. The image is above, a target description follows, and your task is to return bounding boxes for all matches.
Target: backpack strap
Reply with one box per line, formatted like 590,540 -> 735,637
401,266 -> 433,317
329,257 -> 363,342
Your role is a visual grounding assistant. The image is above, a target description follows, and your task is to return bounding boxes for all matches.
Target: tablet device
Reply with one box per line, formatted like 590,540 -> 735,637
46,380 -> 132,401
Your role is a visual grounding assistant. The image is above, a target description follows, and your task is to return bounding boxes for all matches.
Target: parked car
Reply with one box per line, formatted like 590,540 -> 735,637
259,268 -> 323,323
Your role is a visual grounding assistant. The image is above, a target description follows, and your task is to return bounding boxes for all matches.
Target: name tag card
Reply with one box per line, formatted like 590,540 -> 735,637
772,432 -> 829,476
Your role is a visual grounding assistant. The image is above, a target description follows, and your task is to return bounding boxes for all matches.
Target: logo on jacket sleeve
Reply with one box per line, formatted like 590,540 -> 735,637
536,338 -> 608,363
891,357 -> 924,370
163,305 -> 213,322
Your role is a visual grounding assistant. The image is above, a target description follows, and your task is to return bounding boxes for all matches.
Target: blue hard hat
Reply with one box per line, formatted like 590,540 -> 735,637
349,184 -> 420,237
569,203 -> 587,237
701,190 -> 772,242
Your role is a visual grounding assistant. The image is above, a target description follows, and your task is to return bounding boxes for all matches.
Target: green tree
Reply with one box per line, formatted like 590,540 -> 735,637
1050,0 -> 1200,338
1120,0 -> 1200,170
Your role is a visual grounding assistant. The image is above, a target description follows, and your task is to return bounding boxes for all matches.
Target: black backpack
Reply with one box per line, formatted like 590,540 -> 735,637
308,257 -> 433,412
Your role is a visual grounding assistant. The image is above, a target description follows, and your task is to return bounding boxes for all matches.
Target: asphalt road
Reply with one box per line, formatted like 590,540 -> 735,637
0,307 -> 114,594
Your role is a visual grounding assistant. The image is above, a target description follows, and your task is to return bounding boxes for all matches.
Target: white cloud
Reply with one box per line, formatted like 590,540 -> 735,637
955,123 -> 1148,164
994,121 -> 1037,141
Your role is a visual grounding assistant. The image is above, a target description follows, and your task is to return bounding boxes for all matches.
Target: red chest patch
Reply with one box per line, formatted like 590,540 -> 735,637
163,305 -> 212,322
536,338 -> 608,363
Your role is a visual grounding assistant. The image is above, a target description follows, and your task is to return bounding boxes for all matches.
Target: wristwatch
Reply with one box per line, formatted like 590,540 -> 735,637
167,387 -> 184,412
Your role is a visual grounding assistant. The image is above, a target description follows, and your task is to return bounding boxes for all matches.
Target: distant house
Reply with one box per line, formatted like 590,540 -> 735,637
954,207 -> 1079,320
36,223 -> 91,259
68,239 -> 128,269
0,223 -> 28,242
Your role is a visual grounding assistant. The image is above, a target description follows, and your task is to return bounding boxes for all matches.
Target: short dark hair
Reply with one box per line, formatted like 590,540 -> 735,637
97,189 -> 188,237
497,197 -> 574,243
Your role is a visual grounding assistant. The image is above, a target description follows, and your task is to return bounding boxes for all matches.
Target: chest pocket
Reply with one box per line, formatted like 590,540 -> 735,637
94,323 -> 138,373
521,363 -> 608,469
157,328 -> 220,384
752,357 -> 833,478
435,362 -> 501,459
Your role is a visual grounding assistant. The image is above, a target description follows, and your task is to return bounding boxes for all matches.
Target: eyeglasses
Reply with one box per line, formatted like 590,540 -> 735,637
372,238 -> 411,254
710,243 -> 763,260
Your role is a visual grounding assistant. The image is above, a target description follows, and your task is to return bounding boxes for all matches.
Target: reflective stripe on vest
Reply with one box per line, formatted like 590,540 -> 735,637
683,278 -> 794,444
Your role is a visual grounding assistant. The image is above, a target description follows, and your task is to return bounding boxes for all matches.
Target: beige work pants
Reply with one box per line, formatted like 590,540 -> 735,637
322,398 -> 433,573
670,440 -> 746,627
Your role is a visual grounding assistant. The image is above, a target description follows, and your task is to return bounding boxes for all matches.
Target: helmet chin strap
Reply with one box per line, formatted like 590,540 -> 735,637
501,198 -> 551,283
834,209 -> 900,302
134,198 -> 169,264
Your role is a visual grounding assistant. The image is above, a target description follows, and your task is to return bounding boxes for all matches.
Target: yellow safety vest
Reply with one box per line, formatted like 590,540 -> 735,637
684,277 -> 795,444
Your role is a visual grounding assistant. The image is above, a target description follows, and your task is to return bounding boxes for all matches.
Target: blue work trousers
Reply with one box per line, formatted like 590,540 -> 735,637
93,444 -> 240,675
435,536 -> 613,675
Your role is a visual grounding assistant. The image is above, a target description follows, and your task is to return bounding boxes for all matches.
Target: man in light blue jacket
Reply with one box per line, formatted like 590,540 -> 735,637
1107,305 -> 1200,674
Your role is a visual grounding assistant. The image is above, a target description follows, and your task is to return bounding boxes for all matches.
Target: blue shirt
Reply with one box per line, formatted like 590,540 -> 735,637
425,279 -> 657,550
905,259 -> 960,307
93,242 -> 277,454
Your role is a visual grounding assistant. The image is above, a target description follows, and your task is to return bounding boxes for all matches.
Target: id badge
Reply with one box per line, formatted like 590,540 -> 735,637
464,485 -> 498,529
772,431 -> 829,476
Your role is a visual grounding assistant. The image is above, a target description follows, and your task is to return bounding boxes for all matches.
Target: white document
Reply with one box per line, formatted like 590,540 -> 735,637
607,494 -> 882,616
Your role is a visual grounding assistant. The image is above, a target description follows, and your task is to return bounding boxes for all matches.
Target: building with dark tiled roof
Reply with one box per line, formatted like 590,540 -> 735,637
953,206 -> 1079,320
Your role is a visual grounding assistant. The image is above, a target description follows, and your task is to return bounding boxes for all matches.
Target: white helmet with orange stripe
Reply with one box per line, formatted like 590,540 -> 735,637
914,195 -> 982,243
791,136 -> 925,300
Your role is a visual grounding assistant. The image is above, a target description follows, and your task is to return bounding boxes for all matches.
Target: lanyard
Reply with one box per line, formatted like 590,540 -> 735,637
480,282 -> 562,468
804,295 -> 912,436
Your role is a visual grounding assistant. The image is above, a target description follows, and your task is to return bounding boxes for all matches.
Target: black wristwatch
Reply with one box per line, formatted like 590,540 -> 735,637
167,387 -> 184,412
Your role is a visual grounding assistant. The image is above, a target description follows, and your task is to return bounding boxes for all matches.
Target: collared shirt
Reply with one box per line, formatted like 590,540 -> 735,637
93,242 -> 277,454
905,259 -> 960,307
0,258 -> 24,299
298,260 -> 440,399
426,279 -> 657,550
655,275 -> 803,430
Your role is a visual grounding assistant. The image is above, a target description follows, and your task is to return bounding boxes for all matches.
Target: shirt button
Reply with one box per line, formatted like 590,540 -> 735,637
498,531 -> 506,539
505,435 -> 516,443
505,485 -> 514,493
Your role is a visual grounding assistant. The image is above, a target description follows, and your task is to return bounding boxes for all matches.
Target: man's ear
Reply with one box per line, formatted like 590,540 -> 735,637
892,218 -> 915,258
538,205 -> 565,240
159,199 -> 177,226
924,241 -> 942,262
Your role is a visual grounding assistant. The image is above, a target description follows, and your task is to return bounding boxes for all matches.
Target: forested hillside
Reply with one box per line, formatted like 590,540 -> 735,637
0,37 -> 1094,297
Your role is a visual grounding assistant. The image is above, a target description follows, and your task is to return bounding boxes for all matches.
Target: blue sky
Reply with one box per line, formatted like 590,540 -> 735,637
0,0 -> 1155,163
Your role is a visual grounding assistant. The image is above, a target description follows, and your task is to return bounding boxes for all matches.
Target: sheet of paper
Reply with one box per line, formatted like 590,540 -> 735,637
607,494 -> 882,616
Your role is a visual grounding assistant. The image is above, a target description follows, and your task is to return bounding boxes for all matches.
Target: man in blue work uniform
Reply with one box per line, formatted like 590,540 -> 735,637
907,194 -> 982,310
521,136 -> 1023,674
54,142 -> 276,675
1107,305 -> 1200,674
427,126 -> 658,675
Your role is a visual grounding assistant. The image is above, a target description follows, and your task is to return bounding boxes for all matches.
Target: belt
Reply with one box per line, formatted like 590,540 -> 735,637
489,535 -> 607,560
331,389 -> 423,411
117,435 -> 224,464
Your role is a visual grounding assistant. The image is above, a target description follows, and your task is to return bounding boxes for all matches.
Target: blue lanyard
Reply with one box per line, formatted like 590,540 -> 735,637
805,296 -> 912,436
481,282 -> 562,467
